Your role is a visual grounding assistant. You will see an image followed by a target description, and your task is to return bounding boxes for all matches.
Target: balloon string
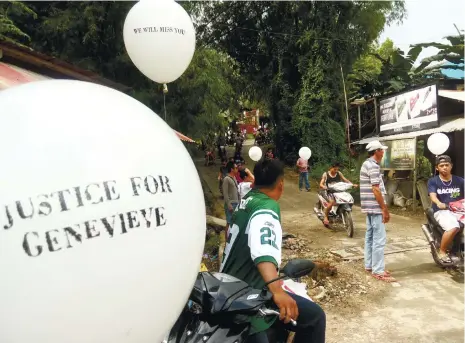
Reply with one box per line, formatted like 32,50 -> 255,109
163,92 -> 167,121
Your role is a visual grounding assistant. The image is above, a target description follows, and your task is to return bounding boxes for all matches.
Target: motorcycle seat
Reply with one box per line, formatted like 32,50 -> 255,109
190,272 -> 271,316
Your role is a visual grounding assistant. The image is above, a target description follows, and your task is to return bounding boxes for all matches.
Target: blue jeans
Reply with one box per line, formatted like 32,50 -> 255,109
247,292 -> 326,343
299,172 -> 310,191
364,214 -> 387,274
224,202 -> 238,225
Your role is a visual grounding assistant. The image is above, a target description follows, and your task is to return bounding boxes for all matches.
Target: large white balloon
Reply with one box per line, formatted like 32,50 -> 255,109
427,132 -> 450,155
249,146 -> 263,162
0,80 -> 205,343
123,0 -> 196,84
299,147 -> 312,160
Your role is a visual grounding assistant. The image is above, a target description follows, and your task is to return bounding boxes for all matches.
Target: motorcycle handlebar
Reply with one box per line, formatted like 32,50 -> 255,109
259,308 -> 297,326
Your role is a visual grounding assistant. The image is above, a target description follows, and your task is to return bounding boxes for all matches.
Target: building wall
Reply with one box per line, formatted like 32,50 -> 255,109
453,130 -> 464,177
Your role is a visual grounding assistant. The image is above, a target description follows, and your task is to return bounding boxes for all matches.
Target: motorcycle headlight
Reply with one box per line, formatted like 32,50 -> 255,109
211,272 -> 242,283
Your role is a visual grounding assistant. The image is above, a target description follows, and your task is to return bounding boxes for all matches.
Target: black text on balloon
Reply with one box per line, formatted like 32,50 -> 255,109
22,206 -> 167,257
132,27 -> 186,35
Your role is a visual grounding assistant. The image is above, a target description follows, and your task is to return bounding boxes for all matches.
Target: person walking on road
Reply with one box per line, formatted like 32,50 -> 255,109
360,140 -> 396,282
296,156 -> 310,192
223,161 -> 239,235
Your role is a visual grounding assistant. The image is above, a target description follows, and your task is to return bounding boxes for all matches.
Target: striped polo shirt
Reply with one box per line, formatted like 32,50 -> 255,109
360,157 -> 386,214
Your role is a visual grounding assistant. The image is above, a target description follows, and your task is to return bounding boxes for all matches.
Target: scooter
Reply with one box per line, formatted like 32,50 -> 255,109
314,182 -> 355,238
163,259 -> 316,343
421,200 -> 464,273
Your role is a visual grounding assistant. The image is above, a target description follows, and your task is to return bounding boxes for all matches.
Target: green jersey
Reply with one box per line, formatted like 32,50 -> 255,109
220,188 -> 282,333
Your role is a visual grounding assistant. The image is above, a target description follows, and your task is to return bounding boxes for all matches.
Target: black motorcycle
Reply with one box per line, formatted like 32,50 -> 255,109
163,259 -> 315,343
421,206 -> 464,273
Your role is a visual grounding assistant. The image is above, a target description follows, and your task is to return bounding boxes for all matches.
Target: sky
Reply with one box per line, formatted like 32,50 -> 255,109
379,0 -> 465,66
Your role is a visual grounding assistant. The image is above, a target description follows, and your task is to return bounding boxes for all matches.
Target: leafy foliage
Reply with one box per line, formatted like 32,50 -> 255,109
195,1 -> 406,164
0,1 -> 37,43
349,33 -> 464,99
348,39 -> 396,98
2,1 -> 408,167
3,1 -> 241,140
414,34 -> 465,74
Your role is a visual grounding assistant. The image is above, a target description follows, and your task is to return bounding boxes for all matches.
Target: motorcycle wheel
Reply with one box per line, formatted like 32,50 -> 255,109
342,210 -> 354,238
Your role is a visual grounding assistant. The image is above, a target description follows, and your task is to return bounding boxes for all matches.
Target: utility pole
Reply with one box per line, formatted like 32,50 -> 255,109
340,63 -> 352,170
340,64 -> 351,148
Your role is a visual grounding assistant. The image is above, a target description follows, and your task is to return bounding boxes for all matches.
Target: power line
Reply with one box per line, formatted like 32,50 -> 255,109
201,22 -> 438,46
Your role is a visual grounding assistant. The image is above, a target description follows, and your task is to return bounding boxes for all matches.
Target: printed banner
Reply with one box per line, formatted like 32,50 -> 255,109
379,84 -> 438,136
380,139 -> 416,170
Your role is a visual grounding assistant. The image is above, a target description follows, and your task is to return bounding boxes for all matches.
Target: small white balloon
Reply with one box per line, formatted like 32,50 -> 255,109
299,147 -> 312,160
0,80 -> 205,343
249,146 -> 263,162
427,133 -> 450,155
123,0 -> 196,84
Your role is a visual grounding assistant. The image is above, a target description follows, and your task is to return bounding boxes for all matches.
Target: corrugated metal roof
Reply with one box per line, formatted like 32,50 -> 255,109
352,116 -> 465,145
174,130 -> 195,143
0,62 -> 50,89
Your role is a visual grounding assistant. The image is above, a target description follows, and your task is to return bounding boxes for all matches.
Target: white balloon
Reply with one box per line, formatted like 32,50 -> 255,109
0,80 -> 205,343
123,0 -> 196,84
249,146 -> 263,162
427,133 -> 450,155
299,147 -> 312,160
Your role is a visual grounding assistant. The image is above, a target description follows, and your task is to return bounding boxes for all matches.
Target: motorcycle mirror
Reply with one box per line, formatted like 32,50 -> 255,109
261,259 -> 316,292
281,259 -> 316,279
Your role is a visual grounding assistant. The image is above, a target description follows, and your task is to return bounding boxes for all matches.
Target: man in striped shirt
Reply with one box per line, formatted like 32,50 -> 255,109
360,140 -> 395,282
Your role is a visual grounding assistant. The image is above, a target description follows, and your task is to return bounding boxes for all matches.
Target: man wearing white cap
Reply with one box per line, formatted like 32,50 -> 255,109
360,140 -> 396,282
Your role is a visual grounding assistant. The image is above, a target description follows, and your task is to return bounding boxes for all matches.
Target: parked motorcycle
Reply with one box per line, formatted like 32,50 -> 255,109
314,182 -> 355,238
163,259 -> 316,343
421,201 -> 464,273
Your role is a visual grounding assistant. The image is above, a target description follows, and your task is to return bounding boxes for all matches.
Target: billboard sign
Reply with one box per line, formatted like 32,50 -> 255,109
380,138 -> 416,170
379,84 -> 439,136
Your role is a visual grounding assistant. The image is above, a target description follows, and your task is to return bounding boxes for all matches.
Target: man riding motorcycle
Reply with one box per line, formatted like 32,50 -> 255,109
319,162 -> 358,226
220,159 -> 326,343
427,155 -> 464,263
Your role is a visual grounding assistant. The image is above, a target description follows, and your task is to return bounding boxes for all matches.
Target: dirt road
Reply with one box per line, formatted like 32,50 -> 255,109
196,143 -> 464,343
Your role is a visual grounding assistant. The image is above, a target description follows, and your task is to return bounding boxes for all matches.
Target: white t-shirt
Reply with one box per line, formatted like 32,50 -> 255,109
238,182 -> 252,199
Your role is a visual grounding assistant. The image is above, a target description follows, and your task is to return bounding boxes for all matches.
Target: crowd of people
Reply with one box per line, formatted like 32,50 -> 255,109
213,139 -> 463,342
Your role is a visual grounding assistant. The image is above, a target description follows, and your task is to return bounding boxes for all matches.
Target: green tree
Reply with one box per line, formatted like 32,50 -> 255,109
158,48 -> 242,138
3,1 -> 242,140
0,1 -> 36,43
196,1 -> 406,164
413,34 -> 464,75
352,33 -> 464,97
348,39 -> 396,98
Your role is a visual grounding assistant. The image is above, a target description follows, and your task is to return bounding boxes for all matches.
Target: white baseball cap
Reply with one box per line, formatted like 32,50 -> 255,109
366,140 -> 388,152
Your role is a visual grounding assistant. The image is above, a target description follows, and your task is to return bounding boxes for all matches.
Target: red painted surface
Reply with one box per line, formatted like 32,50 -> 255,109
0,62 -> 36,89
238,123 -> 257,134
174,130 -> 195,143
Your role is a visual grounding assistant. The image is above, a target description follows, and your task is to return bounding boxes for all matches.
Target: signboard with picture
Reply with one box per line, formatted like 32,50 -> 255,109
378,84 -> 439,136
380,138 -> 416,170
